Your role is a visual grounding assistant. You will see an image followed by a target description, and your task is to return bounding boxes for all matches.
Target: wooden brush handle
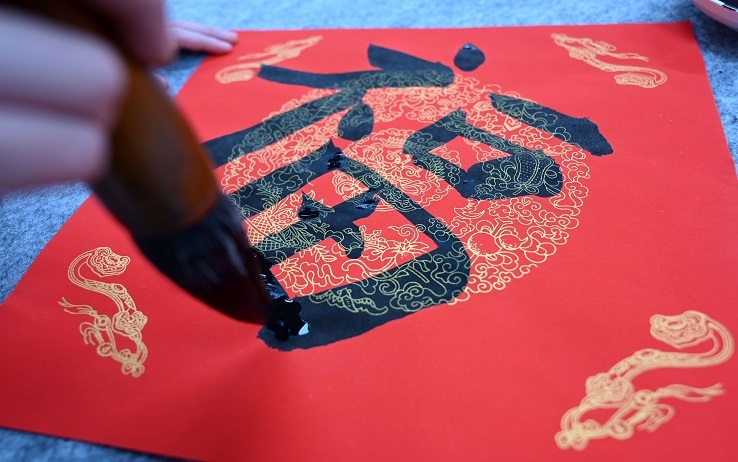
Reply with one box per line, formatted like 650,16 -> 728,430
95,55 -> 220,238
10,1 -> 220,238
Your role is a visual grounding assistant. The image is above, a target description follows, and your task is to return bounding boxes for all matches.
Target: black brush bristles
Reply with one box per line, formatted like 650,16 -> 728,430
134,194 -> 272,324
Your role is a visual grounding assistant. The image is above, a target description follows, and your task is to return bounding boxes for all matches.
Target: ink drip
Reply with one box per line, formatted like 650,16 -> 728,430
297,206 -> 321,220
257,253 -> 309,341
453,43 -> 485,72
327,152 -> 344,170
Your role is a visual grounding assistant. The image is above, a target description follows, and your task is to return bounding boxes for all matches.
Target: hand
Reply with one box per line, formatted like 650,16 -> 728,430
154,20 -> 239,90
0,0 -> 173,191
168,20 -> 239,54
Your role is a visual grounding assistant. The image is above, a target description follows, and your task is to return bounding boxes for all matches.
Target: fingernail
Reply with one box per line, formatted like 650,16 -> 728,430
160,31 -> 179,64
225,31 -> 239,43
218,42 -> 234,54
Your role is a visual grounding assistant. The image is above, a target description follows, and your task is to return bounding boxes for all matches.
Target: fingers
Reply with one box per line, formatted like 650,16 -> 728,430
0,6 -> 123,189
0,103 -> 109,188
0,2 -> 236,191
0,7 -> 126,126
169,20 -> 239,44
78,0 -> 176,66
168,20 -> 239,54
152,73 -> 170,91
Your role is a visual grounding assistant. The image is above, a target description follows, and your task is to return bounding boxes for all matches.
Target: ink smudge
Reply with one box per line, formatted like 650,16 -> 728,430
355,194 -> 379,210
327,153 -> 344,170
297,206 -> 320,220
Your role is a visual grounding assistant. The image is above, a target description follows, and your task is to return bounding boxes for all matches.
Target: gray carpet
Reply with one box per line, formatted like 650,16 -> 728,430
1,0 -> 736,459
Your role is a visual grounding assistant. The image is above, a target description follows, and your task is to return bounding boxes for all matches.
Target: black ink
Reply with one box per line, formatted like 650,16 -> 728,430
454,43 -> 485,72
356,195 -> 379,210
204,45 -> 455,168
337,101 -> 375,141
229,140 -> 344,219
259,253 -> 310,341
404,109 -> 563,199
199,42 -> 616,350
297,207 -> 320,220
490,93 -> 613,156
297,193 -> 325,220
233,141 -> 470,350
259,188 -> 379,262
326,152 -> 344,170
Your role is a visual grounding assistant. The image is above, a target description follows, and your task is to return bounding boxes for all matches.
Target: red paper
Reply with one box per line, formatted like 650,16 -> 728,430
1,23 -> 738,461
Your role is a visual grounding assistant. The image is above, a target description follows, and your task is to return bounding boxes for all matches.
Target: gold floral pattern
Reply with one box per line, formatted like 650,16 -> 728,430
221,75 -> 595,305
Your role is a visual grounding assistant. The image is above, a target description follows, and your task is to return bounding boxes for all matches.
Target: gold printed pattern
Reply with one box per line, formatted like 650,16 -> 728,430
556,310 -> 734,450
222,76 -> 594,306
551,33 -> 667,88
59,247 -> 147,377
216,36 -> 323,84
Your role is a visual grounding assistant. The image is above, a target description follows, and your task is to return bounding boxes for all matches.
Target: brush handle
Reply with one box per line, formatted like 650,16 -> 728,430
96,57 -> 220,238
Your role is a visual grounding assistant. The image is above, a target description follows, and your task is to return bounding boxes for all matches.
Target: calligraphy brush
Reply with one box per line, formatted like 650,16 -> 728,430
14,1 -> 272,323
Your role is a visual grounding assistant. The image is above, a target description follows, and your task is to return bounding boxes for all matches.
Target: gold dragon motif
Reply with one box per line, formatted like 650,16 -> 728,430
59,247 -> 147,377
216,35 -> 323,84
552,33 -> 667,88
556,310 -> 734,450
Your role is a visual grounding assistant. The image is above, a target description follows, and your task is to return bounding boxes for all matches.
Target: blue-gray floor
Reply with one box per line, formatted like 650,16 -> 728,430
1,0 -> 736,459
